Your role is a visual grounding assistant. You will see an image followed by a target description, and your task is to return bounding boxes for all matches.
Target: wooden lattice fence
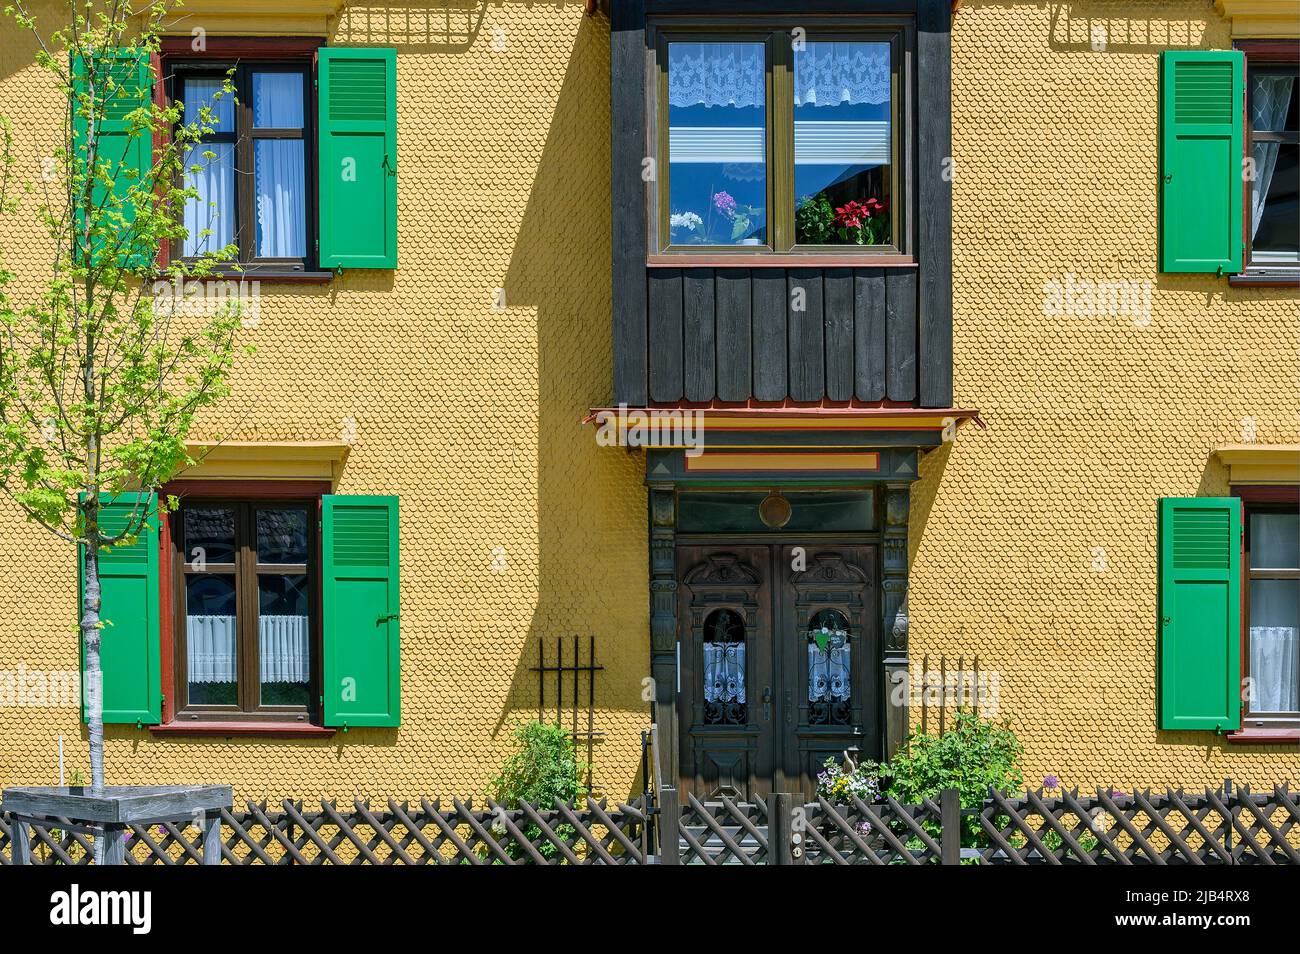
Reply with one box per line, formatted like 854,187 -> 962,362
2,784 -> 1295,865
0,797 -> 649,865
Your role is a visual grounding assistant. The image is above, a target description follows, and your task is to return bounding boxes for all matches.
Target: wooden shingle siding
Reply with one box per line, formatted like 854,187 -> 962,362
643,267 -> 921,404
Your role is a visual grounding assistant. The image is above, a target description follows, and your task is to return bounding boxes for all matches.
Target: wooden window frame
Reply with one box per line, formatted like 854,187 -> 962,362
1231,484 -> 1300,740
1234,39 -> 1299,286
648,16 -> 913,262
159,37 -> 328,280
164,490 -> 324,726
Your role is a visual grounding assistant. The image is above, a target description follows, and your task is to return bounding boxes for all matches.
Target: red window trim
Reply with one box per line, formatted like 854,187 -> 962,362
157,479 -> 332,727
1229,483 -> 1300,741
155,36 -> 325,273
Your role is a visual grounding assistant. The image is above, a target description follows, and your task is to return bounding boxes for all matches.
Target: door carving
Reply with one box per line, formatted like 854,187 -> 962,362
676,543 -> 877,800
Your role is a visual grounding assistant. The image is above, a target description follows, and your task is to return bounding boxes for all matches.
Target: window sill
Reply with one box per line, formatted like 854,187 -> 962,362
1228,269 -> 1300,287
647,253 -> 916,268
172,270 -> 335,285
1225,728 -> 1300,744
150,721 -> 336,738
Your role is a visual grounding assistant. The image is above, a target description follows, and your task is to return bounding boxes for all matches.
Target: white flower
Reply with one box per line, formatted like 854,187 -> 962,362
670,211 -> 703,232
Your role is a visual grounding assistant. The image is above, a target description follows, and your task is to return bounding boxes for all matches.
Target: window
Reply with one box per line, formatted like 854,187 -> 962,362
173,500 -> 317,721
654,23 -> 905,255
1244,45 -> 1299,274
1243,506 -> 1300,729
702,608 -> 746,725
171,62 -> 314,271
807,608 -> 851,726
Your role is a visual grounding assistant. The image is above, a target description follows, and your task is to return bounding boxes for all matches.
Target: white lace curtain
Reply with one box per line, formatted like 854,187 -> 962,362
668,41 -> 890,109
794,42 -> 891,107
668,42 -> 764,109
808,639 -> 851,703
187,614 -> 310,684
1250,73 -> 1296,239
1251,627 -> 1300,712
703,642 -> 746,703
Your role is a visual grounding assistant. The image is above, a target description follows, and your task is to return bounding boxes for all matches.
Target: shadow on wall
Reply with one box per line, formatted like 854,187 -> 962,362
956,1 -> 1218,54
335,1 -> 593,52
489,13 -> 648,796
908,442 -> 952,568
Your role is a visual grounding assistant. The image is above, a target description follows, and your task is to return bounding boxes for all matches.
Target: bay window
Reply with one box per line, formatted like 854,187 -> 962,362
654,22 -> 906,256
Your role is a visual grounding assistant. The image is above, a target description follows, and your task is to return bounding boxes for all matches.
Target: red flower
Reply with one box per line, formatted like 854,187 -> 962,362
832,197 -> 889,230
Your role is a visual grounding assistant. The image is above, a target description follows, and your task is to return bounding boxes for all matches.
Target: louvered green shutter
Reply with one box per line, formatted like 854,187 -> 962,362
79,494 -> 161,725
1159,50 -> 1244,274
322,495 -> 400,727
71,49 -> 154,273
1158,497 -> 1242,731
318,48 -> 397,269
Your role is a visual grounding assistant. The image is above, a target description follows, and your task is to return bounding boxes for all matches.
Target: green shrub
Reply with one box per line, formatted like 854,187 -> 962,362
884,712 -> 1025,852
488,720 -> 589,861
490,719 -> 588,808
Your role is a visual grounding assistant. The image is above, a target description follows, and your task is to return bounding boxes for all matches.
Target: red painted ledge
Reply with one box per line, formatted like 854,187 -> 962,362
1226,729 -> 1300,745
150,721 -> 336,739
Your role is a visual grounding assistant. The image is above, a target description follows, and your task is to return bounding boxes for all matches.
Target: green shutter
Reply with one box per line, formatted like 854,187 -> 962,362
322,495 -> 400,727
71,49 -> 154,273
317,48 -> 397,269
1158,497 -> 1242,731
79,493 -> 161,725
1159,50 -> 1244,274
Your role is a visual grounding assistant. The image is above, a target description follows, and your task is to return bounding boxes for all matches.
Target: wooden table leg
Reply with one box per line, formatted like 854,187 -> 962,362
103,824 -> 126,865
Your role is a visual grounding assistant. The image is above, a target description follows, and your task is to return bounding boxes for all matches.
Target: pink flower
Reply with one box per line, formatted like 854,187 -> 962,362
713,190 -> 737,218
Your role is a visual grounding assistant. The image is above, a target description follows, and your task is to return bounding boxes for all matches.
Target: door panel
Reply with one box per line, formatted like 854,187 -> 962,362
676,542 -> 878,801
676,546 -> 773,799
778,546 -> 878,799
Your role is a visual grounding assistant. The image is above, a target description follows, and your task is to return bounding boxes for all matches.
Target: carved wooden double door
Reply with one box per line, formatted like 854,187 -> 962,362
676,543 -> 878,800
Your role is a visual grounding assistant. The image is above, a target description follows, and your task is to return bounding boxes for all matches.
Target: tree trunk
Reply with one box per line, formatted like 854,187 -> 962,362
80,540 -> 107,864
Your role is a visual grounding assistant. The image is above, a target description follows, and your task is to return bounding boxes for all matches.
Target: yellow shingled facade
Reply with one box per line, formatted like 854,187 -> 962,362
0,0 -> 1294,803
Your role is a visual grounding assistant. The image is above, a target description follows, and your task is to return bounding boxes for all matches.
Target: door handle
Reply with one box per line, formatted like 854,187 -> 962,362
762,687 -> 772,722
784,689 -> 792,725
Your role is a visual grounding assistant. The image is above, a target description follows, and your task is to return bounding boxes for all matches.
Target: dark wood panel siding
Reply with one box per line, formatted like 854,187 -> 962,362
751,271 -> 788,402
885,269 -> 918,402
854,270 -> 886,401
643,266 -> 918,404
611,0 -> 648,406
683,269 -> 716,402
823,269 -> 854,402
916,0 -> 954,407
715,270 -> 752,401
648,269 -> 684,402
787,270 -> 824,402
